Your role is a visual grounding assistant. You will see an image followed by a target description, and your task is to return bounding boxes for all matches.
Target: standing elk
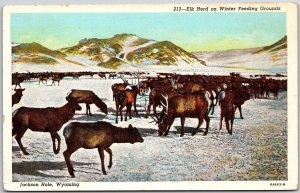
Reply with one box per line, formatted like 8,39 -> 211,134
12,76 -> 24,89
218,91 -> 235,135
66,89 -> 108,116
157,93 -> 211,137
265,82 -> 280,100
114,86 -> 139,124
98,72 -> 106,79
63,121 -> 144,177
233,90 -> 251,119
12,98 -> 82,155
39,75 -> 48,85
12,88 -> 25,107
50,74 -> 64,86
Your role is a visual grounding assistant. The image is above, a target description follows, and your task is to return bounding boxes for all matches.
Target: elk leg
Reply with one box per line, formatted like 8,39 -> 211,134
85,104 -> 88,115
51,132 -> 61,154
203,114 -> 210,136
125,105 -> 128,121
115,104 -> 119,124
87,104 -> 92,116
134,96 -> 138,116
192,117 -> 203,136
15,127 -> 29,155
219,114 -> 224,130
63,145 -> 81,178
230,118 -> 234,134
237,105 -> 243,119
225,117 -> 232,135
98,147 -> 107,175
208,104 -> 212,115
164,117 -> 175,136
119,106 -> 123,122
105,148 -> 113,169
129,104 -> 132,119
180,117 -> 185,137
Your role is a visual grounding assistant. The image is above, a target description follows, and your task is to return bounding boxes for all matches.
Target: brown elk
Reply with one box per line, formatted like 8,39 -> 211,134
218,91 -> 235,135
50,74 -> 64,86
98,72 -> 106,79
111,83 -> 128,101
233,90 -> 251,119
157,93 -> 210,137
63,121 -> 144,177
138,80 -> 150,95
39,75 -> 48,85
66,89 -> 108,116
147,87 -> 179,121
108,72 -> 117,79
12,76 -> 24,89
265,82 -> 280,100
12,98 -> 82,155
12,88 -> 25,107
114,86 -> 139,124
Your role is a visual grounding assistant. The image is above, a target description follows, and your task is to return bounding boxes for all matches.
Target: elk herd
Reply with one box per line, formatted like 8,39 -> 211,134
11,70 -> 287,177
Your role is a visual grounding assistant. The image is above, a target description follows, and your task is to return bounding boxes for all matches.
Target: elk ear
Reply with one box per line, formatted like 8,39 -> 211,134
22,88 -> 25,91
128,124 -> 133,129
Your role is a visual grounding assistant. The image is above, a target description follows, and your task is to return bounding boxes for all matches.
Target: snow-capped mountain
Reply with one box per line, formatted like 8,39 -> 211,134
59,33 -> 205,69
193,36 -> 287,73
11,34 -> 287,73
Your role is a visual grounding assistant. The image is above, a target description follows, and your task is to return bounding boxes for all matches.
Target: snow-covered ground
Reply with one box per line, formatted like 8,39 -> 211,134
12,77 -> 287,182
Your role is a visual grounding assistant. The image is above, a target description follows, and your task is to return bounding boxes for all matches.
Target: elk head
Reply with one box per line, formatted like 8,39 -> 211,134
128,124 -> 144,143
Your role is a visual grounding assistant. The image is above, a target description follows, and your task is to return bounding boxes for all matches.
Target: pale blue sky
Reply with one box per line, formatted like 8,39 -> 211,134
11,12 -> 286,51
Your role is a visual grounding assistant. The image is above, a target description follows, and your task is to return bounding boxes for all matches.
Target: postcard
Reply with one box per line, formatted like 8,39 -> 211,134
3,3 -> 298,191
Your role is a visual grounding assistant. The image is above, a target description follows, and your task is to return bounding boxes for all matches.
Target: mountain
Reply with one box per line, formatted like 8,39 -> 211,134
59,33 -> 206,69
253,35 -> 287,54
12,42 -> 66,65
193,36 -> 287,73
11,42 -> 103,72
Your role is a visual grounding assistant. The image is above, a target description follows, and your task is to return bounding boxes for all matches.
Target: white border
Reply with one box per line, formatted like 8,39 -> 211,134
2,3 -> 298,191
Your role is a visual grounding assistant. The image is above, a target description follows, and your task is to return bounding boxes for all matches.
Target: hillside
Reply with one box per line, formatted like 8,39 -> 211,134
12,42 -> 67,65
193,36 -> 287,73
59,33 -> 205,69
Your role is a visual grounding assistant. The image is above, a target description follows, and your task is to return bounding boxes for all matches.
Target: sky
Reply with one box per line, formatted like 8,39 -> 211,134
11,12 -> 286,52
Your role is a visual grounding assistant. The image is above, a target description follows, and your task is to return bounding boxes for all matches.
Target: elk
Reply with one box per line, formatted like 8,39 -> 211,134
12,98 -> 82,155
157,93 -> 211,137
50,74 -> 64,86
138,80 -> 150,95
111,83 -> 128,101
63,121 -> 144,177
66,89 -> 108,116
109,73 -> 117,79
147,87 -> 179,121
39,75 -> 48,85
265,82 -> 280,100
12,76 -> 24,89
12,88 -> 25,107
114,86 -> 139,124
98,72 -> 106,80
233,90 -> 251,119
218,91 -> 235,135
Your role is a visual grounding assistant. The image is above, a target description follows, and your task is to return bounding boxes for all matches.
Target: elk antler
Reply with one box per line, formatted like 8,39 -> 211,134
160,94 -> 168,115
143,98 -> 160,124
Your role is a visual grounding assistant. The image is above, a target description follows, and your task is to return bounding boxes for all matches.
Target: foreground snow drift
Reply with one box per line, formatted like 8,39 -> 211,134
12,78 -> 287,182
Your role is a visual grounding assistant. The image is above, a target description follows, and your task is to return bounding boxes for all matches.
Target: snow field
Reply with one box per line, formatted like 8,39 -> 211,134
12,77 -> 287,181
